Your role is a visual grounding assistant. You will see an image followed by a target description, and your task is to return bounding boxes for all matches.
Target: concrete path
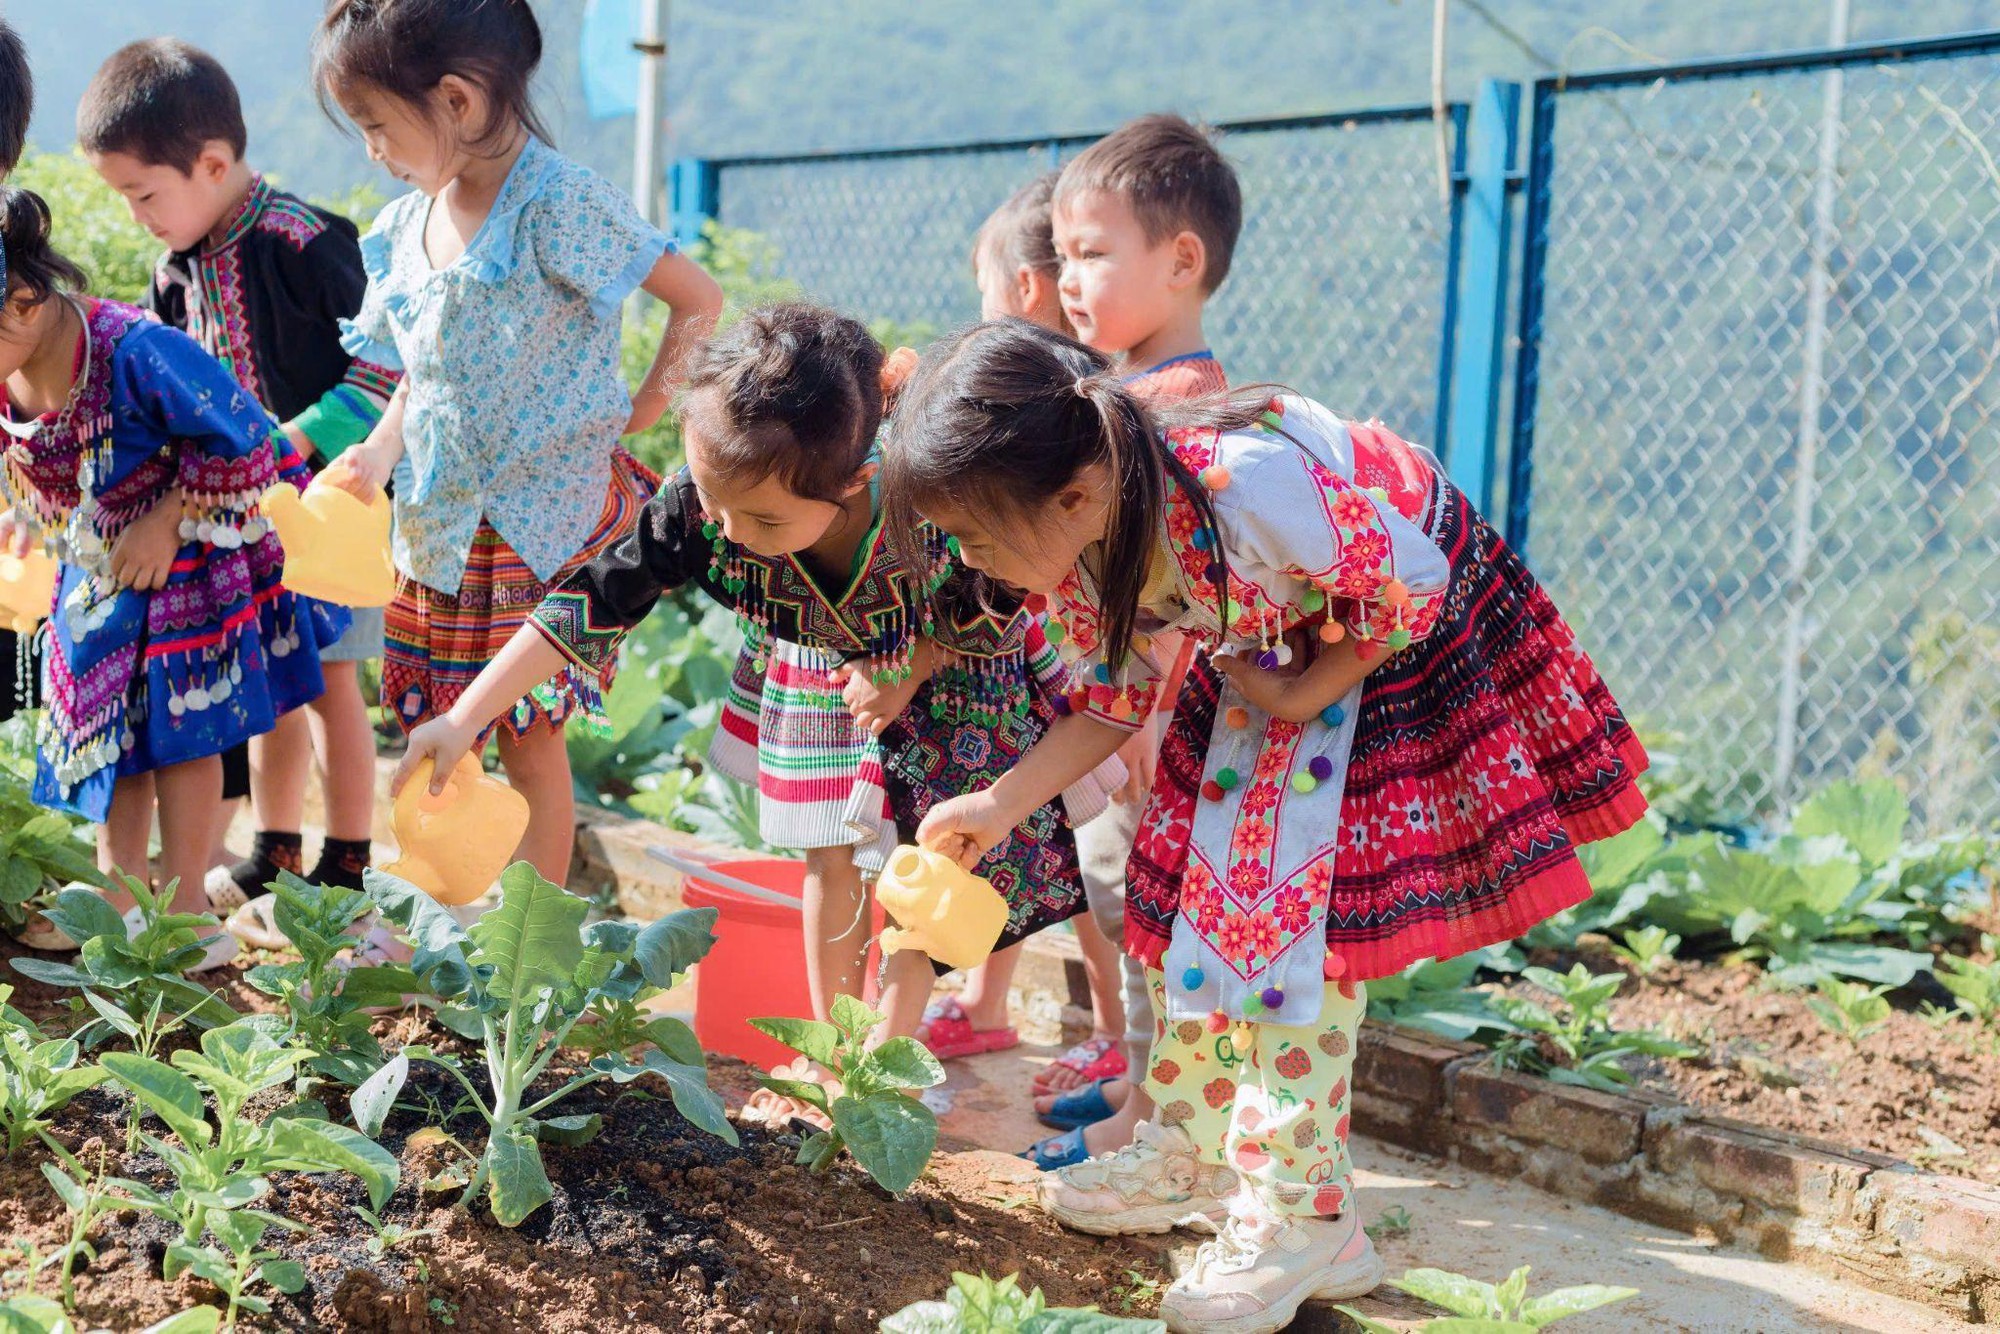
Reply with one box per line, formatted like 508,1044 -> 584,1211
930,1044 -> 1964,1333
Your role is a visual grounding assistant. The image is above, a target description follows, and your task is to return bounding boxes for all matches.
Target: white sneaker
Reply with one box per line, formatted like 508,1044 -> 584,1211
1162,1211 -> 1385,1334
1038,1120 -> 1237,1236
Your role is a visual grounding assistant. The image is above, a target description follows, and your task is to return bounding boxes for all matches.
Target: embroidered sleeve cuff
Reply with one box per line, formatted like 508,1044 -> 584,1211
530,587 -> 628,678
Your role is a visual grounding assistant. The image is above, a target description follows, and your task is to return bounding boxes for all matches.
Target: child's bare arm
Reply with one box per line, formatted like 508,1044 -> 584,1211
916,713 -> 1130,868
626,250 -> 724,434
394,626 -> 570,795
1213,635 -> 1389,725
832,637 -> 940,737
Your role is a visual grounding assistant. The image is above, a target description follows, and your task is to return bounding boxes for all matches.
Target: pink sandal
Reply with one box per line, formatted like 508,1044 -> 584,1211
916,996 -> 1019,1061
1031,1036 -> 1128,1093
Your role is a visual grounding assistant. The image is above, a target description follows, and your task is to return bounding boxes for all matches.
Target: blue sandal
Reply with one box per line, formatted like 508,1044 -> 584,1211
1037,1076 -> 1118,1130
1021,1126 -> 1092,1170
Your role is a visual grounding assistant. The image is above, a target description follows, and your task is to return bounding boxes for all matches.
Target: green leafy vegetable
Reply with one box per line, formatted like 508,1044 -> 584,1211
1339,1265 -> 1637,1330
0,987 -> 107,1157
881,1271 -> 1164,1332
10,878 -> 237,1033
1491,966 -> 1700,1091
353,864 -> 734,1226
750,994 -> 944,1194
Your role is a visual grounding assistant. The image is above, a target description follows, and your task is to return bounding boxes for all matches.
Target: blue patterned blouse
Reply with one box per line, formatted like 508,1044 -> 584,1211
340,136 -> 671,595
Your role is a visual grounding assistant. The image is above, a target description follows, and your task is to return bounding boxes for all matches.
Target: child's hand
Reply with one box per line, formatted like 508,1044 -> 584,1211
1115,711 -> 1163,803
0,510 -> 33,559
393,713 -> 479,797
830,661 -> 923,737
322,437 -> 398,500
916,789 -> 1017,870
109,489 -> 185,591
623,388 -> 671,436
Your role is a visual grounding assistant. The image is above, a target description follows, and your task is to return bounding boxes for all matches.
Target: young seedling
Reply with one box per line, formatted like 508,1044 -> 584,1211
0,736 -> 106,939
242,872 -> 419,1087
1340,1264 -> 1637,1331
1937,934 -> 2000,1029
1365,1204 -> 1415,1241
38,1140 -> 166,1311
1805,978 -> 1893,1045
102,1019 -> 399,1264
881,1272 -> 1164,1332
1491,965 -> 1700,1092
750,994 -> 945,1194
10,877 -> 237,1034
352,865 -> 734,1226
354,1204 -> 443,1258
166,1208 -> 308,1330
1608,925 -> 1680,976
0,985 -> 108,1157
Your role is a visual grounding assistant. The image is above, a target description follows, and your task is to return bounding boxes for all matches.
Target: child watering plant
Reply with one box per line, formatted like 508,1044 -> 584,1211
310,0 -> 722,914
395,303 -> 1117,1117
0,188 -> 349,970
883,319 -> 1649,1333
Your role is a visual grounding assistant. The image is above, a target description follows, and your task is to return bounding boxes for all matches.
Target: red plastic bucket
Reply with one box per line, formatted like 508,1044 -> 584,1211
681,858 -> 882,1072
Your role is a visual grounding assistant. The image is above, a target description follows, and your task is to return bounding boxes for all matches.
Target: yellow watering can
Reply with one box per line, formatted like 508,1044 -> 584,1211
875,844 -> 1009,971
0,548 -> 58,634
260,478 -> 396,607
382,754 -> 530,906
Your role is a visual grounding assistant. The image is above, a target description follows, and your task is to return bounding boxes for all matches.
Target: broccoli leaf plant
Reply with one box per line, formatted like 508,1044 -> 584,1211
350,864 -> 734,1227
102,1019 -> 399,1273
0,985 -> 108,1158
242,872 -> 419,1087
9,877 -> 237,1035
751,994 -> 945,1194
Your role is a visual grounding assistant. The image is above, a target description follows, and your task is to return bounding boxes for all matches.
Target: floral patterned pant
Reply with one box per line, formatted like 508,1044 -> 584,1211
1143,971 -> 1365,1221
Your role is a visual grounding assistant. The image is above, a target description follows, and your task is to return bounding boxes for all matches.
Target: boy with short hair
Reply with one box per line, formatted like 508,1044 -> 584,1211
80,37 -> 396,896
1027,113 -> 1244,1185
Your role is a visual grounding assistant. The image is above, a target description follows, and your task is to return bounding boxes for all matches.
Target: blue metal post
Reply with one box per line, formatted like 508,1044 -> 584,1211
1441,81 -> 1520,514
1431,103 -> 1471,456
668,157 -> 719,252
1504,81 -> 1560,556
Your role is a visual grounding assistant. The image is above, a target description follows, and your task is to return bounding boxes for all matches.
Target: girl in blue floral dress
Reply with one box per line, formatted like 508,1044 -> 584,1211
313,0 -> 722,887
0,188 -> 346,965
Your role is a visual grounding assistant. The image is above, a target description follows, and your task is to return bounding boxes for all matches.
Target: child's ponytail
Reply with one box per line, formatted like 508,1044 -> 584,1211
884,318 -> 1233,671
0,188 -> 88,307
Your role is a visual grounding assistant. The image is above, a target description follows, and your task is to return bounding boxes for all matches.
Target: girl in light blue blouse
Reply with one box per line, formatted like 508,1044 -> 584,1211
314,0 -> 722,893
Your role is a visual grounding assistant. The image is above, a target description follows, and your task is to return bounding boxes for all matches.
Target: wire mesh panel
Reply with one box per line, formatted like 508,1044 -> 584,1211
715,110 -> 1461,444
1517,42 -> 2000,826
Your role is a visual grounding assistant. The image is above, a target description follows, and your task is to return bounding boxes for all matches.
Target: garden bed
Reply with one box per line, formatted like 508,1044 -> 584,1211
0,934 -> 1169,1332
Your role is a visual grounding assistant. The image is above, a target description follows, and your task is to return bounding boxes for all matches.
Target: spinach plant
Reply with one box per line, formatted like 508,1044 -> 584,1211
0,985 -> 107,1157
1937,935 -> 2000,1029
882,1272 -> 1164,1333
0,718 -> 104,938
1491,965 -> 1700,1092
242,872 -> 417,1086
751,994 -> 945,1194
1342,1265 -> 1637,1331
1805,978 -> 1893,1044
102,1019 -> 399,1260
1608,925 -> 1680,975
10,878 -> 237,1033
167,1208 -> 308,1330
351,864 -> 734,1226
38,1139 -> 162,1310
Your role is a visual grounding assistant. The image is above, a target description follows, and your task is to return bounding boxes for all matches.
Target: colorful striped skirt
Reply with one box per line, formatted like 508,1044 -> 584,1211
383,450 -> 657,739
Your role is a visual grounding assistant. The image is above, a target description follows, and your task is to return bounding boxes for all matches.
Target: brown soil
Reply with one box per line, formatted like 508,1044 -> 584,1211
1498,944 -> 2000,1183
0,936 -> 1169,1331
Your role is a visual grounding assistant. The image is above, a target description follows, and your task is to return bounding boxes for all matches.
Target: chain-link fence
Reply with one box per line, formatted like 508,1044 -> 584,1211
714,106 -> 1465,445
1512,34 -> 2000,828
695,32 -> 2000,830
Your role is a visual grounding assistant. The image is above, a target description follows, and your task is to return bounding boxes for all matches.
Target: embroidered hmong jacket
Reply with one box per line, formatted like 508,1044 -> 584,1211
145,176 -> 396,465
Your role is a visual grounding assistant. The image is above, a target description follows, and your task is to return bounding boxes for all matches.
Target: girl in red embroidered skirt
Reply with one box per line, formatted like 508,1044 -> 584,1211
882,320 -> 1647,1334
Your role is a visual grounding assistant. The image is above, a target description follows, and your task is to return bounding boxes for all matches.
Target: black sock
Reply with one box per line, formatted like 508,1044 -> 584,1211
228,830 -> 304,895
312,837 -> 373,890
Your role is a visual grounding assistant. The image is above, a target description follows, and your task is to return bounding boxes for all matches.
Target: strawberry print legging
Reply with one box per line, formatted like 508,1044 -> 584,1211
1143,971 -> 1365,1221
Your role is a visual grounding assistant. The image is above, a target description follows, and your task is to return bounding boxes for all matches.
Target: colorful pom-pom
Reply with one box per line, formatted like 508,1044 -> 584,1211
1354,638 -> 1378,661
1095,661 -> 1114,683
1309,756 -> 1334,781
1191,527 -> 1213,551
1225,706 -> 1251,729
1319,621 -> 1346,644
1256,648 -> 1280,671
1069,690 -> 1091,713
1051,694 -> 1073,717
1242,992 -> 1266,1016
1044,619 -> 1066,644
1201,780 -> 1227,802
1291,773 -> 1318,794
1206,1010 -> 1230,1034
1260,986 -> 1285,1010
1324,953 -> 1348,980
1320,704 -> 1346,727
701,521 -> 719,539
1182,966 -> 1206,992
1384,579 -> 1410,607
1024,593 -> 1048,613
1260,408 -> 1284,431
1089,684 -> 1116,706
1387,628 -> 1413,651
1215,767 -> 1240,790
1200,465 -> 1232,491
1299,587 -> 1327,613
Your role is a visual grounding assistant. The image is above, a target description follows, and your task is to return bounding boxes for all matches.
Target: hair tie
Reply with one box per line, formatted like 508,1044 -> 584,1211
880,346 -> 919,399
1073,374 -> 1096,399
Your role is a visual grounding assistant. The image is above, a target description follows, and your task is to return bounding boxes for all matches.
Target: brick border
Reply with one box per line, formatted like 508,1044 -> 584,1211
567,815 -> 2000,1321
